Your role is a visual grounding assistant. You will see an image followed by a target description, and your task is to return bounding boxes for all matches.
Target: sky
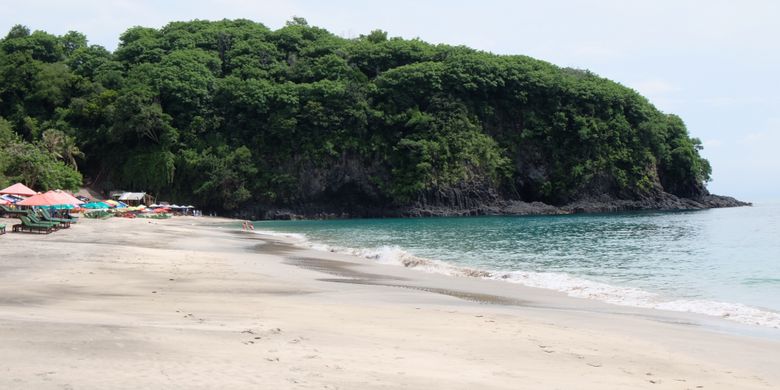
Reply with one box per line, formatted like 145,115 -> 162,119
2,0 -> 778,200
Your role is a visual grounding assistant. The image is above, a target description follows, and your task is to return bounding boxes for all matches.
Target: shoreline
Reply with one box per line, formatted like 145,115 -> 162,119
1,216 -> 778,388
250,212 -> 780,333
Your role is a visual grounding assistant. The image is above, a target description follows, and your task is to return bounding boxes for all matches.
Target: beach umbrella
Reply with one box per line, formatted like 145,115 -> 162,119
51,190 -> 83,205
18,190 -> 84,207
38,204 -> 75,210
81,201 -> 110,209
0,183 -> 37,197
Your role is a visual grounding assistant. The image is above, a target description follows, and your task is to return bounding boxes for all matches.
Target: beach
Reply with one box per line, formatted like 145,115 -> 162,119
1,216 -> 778,389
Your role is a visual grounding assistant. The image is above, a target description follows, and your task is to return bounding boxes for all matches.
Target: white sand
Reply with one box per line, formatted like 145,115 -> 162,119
0,216 -> 778,389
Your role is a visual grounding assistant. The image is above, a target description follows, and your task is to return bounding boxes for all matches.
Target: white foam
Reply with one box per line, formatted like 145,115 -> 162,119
494,271 -> 780,328
254,229 -> 780,329
251,230 -> 308,242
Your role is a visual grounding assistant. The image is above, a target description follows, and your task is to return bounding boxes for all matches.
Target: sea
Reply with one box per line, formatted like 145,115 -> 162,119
252,203 -> 780,329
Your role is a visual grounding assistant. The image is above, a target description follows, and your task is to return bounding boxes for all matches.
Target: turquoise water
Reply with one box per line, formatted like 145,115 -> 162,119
254,203 -> 780,328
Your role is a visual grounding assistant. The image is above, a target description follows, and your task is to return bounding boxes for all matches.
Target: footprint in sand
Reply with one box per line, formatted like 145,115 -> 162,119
538,345 -> 555,353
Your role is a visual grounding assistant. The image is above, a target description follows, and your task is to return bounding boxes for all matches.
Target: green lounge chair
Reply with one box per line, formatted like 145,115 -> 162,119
1,205 -> 30,218
38,210 -> 71,228
26,214 -> 60,230
84,210 -> 112,219
14,216 -> 55,234
0,224 -> 5,235
44,209 -> 78,223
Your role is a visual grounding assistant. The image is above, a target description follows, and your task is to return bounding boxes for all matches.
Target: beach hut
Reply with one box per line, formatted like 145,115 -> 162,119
0,183 -> 37,197
117,192 -> 155,206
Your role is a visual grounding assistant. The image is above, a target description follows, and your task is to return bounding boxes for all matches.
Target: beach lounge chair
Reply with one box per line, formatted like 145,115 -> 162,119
1,205 -> 30,218
26,214 -> 61,231
0,224 -> 5,235
13,216 -> 56,234
37,210 -> 71,228
44,209 -> 78,223
84,210 -> 112,219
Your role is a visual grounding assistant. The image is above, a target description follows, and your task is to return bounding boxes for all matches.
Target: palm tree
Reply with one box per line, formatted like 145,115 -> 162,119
41,129 -> 65,158
40,129 -> 85,170
61,135 -> 85,170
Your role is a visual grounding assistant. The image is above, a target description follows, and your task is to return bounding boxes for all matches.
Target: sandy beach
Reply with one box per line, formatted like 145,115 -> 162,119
0,216 -> 778,389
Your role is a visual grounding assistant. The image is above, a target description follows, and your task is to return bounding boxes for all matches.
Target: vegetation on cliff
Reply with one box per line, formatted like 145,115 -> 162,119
0,19 -> 712,211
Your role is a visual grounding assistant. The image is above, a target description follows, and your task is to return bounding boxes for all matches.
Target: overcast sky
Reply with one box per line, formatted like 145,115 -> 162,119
2,0 -> 778,200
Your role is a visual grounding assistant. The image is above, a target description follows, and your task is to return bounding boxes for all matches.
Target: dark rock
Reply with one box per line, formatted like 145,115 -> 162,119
231,163 -> 749,220
237,191 -> 748,220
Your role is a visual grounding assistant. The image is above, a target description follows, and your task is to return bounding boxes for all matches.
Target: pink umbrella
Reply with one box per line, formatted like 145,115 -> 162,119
17,190 -> 84,207
0,183 -> 37,197
51,190 -> 83,205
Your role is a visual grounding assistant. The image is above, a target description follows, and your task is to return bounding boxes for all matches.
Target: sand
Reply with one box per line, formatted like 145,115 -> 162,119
0,215 -> 778,389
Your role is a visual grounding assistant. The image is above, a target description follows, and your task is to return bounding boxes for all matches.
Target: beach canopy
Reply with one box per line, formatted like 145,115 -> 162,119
38,204 -> 75,210
0,183 -> 37,197
119,192 -> 146,201
17,190 -> 84,207
81,201 -> 110,209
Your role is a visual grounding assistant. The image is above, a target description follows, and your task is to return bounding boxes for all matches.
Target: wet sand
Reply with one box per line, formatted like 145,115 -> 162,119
0,216 -> 778,389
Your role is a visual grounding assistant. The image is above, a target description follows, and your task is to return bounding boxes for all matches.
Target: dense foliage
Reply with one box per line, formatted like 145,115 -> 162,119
0,118 -> 82,190
0,19 -> 712,211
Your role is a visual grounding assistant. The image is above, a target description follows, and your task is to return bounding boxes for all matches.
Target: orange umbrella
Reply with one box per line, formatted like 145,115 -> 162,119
0,183 -> 37,197
17,190 -> 84,207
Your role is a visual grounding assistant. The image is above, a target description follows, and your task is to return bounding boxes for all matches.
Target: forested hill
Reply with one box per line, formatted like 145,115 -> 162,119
0,19 -> 745,217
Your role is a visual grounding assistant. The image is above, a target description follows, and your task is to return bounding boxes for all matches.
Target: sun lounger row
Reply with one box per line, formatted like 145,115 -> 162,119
10,209 -> 77,234
13,215 -> 59,234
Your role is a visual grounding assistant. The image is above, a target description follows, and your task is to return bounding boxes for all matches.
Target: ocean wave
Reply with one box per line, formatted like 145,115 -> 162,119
251,229 -> 780,329
251,229 -> 308,241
